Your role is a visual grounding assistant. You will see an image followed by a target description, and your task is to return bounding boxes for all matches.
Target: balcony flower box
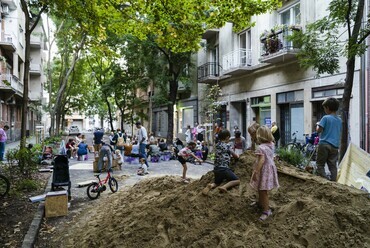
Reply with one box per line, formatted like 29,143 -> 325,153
260,24 -> 302,56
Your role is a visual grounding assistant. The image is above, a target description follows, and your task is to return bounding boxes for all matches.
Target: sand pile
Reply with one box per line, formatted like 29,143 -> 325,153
59,152 -> 370,248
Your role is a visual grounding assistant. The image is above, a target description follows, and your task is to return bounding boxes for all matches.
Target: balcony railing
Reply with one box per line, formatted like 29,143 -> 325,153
2,0 -> 17,10
30,35 -> 43,48
0,74 -> 23,94
197,62 -> 222,82
0,32 -> 16,51
222,48 -> 252,71
30,63 -> 41,74
259,25 -> 301,62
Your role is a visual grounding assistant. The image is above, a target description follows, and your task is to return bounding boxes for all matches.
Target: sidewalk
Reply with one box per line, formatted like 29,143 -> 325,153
5,136 -> 38,151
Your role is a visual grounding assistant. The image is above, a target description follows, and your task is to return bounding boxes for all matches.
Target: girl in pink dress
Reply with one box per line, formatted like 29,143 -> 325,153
250,125 -> 279,221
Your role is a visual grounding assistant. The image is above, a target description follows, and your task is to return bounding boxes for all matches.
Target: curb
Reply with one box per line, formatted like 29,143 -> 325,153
22,174 -> 53,248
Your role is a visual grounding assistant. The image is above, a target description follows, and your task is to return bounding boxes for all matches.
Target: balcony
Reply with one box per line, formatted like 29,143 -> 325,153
30,63 -> 42,75
259,25 -> 302,64
30,35 -> 42,48
0,74 -> 23,100
2,1 -> 17,10
0,32 -> 16,51
202,28 -> 219,40
29,91 -> 42,102
197,62 -> 223,84
222,48 -> 256,76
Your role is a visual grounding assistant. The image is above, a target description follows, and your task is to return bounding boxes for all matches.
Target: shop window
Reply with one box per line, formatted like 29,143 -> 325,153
312,88 -> 343,98
251,96 -> 271,107
277,90 -> 303,104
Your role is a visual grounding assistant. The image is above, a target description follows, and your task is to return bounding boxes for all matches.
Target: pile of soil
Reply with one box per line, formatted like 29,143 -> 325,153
51,152 -> 370,248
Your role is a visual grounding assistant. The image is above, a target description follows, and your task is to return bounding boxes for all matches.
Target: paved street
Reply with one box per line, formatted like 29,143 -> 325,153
4,132 -> 213,201
53,132 -> 213,200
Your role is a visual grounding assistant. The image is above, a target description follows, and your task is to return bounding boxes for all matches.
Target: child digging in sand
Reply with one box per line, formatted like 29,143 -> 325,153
178,141 -> 203,183
202,129 -> 240,195
250,125 -> 279,221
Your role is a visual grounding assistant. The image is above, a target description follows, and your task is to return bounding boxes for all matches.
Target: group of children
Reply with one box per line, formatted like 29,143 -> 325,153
192,97 -> 341,221
199,126 -> 279,221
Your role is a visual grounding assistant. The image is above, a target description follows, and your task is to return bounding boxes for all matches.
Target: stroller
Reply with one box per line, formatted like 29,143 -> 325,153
51,155 -> 71,200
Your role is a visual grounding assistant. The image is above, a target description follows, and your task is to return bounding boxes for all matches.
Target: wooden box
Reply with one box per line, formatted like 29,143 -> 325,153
93,160 -> 107,172
93,161 -> 99,172
45,191 -> 68,218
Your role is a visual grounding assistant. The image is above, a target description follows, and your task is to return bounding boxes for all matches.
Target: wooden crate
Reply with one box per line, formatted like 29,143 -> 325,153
93,160 -> 107,172
45,191 -> 68,218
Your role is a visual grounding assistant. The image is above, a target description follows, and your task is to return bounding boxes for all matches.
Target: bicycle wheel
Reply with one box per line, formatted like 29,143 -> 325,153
0,174 -> 10,199
87,182 -> 100,200
109,177 -> 118,193
285,143 -> 299,152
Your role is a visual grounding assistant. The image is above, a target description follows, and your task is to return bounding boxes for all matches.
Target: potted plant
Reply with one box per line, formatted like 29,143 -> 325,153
260,24 -> 302,55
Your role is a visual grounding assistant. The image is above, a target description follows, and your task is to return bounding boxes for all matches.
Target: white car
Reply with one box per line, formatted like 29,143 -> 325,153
69,126 -> 80,135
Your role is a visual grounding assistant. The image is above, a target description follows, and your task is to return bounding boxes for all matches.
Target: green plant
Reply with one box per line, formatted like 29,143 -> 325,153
16,147 -> 39,179
43,135 -> 62,144
208,152 -> 215,161
276,147 -> 307,168
16,179 -> 40,192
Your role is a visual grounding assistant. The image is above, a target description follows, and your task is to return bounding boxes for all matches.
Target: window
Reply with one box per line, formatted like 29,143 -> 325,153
312,88 -> 344,98
238,30 -> 251,65
251,96 -> 271,107
182,108 -> 194,129
277,90 -> 303,104
280,2 -> 301,25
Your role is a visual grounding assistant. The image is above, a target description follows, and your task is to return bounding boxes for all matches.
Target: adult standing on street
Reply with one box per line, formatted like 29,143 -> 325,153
97,141 -> 114,173
0,125 -> 9,161
135,121 -> 149,168
271,122 -> 280,148
93,128 -> 104,154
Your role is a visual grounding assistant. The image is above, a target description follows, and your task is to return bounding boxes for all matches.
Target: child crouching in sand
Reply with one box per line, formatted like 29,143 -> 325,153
202,129 -> 239,195
250,125 -> 279,221
178,141 -> 203,183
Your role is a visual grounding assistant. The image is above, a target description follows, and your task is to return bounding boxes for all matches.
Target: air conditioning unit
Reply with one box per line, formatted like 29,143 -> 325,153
3,5 -> 9,15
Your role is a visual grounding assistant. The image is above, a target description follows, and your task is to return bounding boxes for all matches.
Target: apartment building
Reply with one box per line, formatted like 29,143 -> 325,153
197,0 -> 365,149
0,0 -> 47,141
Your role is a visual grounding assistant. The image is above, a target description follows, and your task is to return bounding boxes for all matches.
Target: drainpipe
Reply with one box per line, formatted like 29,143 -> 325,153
360,0 -> 368,151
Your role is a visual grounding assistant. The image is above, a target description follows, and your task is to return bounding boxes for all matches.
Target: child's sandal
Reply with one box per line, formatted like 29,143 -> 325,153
259,209 -> 272,221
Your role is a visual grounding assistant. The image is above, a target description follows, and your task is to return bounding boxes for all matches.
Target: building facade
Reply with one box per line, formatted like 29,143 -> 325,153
197,0 -> 364,149
0,0 -> 47,142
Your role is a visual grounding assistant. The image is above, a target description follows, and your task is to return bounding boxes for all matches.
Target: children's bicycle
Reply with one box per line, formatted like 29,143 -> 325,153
0,174 -> 10,199
86,171 -> 118,200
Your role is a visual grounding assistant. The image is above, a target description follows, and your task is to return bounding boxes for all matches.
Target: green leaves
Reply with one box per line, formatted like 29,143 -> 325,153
290,0 -> 369,76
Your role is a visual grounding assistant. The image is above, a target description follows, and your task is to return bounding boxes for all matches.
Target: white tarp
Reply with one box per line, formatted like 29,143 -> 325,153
337,143 -> 370,192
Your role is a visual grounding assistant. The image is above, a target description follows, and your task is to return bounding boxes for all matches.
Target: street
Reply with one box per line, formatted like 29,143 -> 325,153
67,132 -> 213,200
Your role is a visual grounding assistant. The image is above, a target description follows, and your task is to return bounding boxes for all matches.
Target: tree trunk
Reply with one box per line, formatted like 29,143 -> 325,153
104,97 -> 114,131
21,28 -> 31,148
167,78 -> 178,145
53,34 -> 86,135
340,57 -> 356,161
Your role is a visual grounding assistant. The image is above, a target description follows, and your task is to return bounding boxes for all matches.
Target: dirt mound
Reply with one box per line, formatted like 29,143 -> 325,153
57,152 -> 370,248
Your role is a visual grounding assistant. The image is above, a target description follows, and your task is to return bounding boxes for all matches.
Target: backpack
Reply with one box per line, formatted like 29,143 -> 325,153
116,133 -> 124,147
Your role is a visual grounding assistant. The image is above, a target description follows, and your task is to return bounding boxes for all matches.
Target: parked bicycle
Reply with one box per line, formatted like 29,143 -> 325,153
0,174 -> 10,199
87,170 -> 118,200
285,131 -> 307,152
286,131 -> 319,161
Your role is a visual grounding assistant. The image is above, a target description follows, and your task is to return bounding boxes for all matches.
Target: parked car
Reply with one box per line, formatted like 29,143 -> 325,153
69,126 -> 80,135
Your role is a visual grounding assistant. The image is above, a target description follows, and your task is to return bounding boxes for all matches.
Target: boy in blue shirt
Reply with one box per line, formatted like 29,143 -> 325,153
316,97 -> 342,181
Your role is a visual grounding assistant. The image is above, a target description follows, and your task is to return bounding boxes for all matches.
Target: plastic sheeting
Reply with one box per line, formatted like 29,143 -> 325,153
338,143 -> 370,193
